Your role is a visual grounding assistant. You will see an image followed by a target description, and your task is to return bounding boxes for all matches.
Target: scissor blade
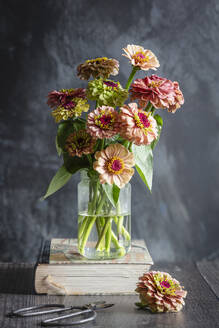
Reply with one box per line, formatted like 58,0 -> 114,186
84,302 -> 114,310
96,303 -> 114,310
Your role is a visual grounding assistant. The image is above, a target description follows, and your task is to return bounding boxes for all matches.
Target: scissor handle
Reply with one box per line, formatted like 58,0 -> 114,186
9,304 -> 66,317
41,307 -> 96,326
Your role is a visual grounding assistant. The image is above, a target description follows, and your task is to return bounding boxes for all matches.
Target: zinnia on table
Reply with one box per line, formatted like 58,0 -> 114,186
136,271 -> 187,313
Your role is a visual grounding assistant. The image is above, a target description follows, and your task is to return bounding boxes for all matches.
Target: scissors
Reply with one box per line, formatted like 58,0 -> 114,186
8,301 -> 114,326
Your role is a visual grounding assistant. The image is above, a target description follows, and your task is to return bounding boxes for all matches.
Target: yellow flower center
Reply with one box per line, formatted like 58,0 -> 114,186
95,111 -> 114,130
134,111 -> 151,134
86,57 -> 108,64
107,157 -> 124,174
154,273 -> 180,296
132,51 -> 149,64
149,81 -> 162,88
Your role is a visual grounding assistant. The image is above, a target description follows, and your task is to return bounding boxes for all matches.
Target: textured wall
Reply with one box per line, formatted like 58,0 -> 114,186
1,0 -> 219,262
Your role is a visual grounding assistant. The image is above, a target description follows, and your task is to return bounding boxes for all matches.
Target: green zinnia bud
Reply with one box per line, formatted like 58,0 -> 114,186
87,78 -> 128,107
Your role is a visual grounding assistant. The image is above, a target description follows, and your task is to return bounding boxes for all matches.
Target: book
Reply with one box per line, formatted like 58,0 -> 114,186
34,238 -> 153,295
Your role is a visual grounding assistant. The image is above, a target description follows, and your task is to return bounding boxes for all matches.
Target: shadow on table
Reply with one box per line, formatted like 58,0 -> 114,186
0,264 -> 35,294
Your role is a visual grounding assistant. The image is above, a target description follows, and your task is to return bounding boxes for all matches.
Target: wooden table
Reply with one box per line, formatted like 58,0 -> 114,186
0,261 -> 218,327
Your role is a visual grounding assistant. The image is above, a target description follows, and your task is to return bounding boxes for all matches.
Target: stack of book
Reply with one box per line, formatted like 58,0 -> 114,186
34,239 -> 153,295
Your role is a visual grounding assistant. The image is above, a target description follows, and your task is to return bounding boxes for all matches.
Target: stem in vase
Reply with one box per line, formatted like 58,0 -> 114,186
96,217 -> 112,251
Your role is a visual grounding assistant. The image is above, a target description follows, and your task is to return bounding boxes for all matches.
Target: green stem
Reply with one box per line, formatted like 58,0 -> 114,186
150,108 -> 156,116
96,217 -> 105,251
111,231 -> 126,256
105,223 -> 112,253
96,193 -> 107,214
99,139 -> 105,150
122,226 -> 131,241
128,142 -> 133,152
117,216 -> 124,238
78,216 -> 88,240
114,216 -> 131,241
87,154 -> 93,167
90,181 -> 99,213
79,188 -> 106,255
145,101 -> 153,112
125,66 -> 139,90
96,217 -> 111,250
123,140 -> 130,148
79,216 -> 96,255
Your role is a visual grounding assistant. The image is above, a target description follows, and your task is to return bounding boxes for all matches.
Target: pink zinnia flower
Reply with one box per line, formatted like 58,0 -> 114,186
122,45 -> 160,71
119,103 -> 158,146
93,144 -> 135,188
130,75 -> 184,113
87,106 -> 119,139
47,88 -> 86,109
136,271 -> 187,313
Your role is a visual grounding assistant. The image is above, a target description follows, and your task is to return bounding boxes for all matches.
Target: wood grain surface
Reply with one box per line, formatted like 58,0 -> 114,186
0,262 -> 218,328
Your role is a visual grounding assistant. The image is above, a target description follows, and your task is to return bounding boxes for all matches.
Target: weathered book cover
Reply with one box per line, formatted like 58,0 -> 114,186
35,239 -> 153,295
38,238 -> 153,265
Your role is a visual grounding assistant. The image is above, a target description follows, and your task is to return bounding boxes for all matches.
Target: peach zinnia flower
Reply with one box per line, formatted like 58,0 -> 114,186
122,45 -> 160,71
130,75 -> 184,113
93,144 -> 135,188
65,130 -> 96,157
136,271 -> 187,313
87,106 -> 119,139
119,103 -> 158,146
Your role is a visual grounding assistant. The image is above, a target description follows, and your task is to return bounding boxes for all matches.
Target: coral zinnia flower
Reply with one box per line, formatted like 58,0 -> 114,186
87,106 -> 119,139
136,271 -> 187,313
93,144 -> 135,188
87,78 -> 128,107
119,103 -> 158,146
122,45 -> 160,71
130,75 -> 184,113
47,88 -> 89,123
77,57 -> 119,80
65,130 -> 96,157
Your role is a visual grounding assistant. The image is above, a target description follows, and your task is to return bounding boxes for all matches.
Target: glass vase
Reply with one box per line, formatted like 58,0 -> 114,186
77,171 -> 131,259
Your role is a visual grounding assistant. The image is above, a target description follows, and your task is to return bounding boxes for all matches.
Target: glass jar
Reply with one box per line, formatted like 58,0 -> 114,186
77,171 -> 131,259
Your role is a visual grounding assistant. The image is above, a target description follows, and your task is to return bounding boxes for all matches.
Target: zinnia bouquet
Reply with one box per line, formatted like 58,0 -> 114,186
44,44 -> 184,259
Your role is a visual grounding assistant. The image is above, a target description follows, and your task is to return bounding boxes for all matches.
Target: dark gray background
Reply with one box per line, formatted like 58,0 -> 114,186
1,0 -> 219,263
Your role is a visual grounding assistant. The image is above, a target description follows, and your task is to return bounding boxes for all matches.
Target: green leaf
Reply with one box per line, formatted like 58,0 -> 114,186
63,153 -> 89,174
55,136 -> 62,156
151,114 -> 163,150
57,121 -> 75,150
102,183 -> 120,208
113,184 -> 120,205
132,144 -> 153,192
56,119 -> 86,151
43,165 -> 72,199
